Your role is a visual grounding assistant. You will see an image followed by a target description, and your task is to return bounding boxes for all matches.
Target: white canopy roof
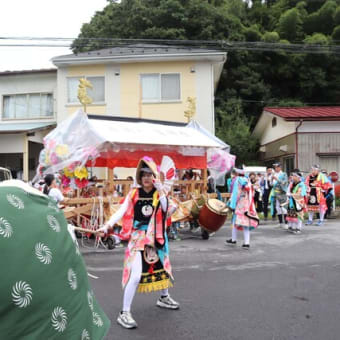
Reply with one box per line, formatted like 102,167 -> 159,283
89,116 -> 224,149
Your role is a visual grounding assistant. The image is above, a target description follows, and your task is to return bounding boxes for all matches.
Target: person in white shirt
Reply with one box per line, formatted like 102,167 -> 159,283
43,174 -> 65,204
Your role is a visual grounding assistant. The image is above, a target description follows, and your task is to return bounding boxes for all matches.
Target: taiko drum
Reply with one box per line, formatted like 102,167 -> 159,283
198,199 -> 229,233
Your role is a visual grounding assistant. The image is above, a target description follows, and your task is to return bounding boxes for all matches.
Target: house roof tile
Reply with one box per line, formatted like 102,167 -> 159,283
53,44 -> 225,61
264,107 -> 340,120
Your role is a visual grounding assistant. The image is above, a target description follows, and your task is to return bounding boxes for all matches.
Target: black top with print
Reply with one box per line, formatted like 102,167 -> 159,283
134,187 -> 156,224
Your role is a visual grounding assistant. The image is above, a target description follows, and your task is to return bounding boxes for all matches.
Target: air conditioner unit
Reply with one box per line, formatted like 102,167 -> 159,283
279,145 -> 288,152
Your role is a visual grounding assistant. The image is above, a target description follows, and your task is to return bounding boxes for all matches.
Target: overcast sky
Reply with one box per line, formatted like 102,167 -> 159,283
0,0 -> 108,71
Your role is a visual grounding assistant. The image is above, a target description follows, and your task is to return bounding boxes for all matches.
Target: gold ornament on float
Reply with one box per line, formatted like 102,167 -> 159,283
184,96 -> 196,122
78,78 -> 93,113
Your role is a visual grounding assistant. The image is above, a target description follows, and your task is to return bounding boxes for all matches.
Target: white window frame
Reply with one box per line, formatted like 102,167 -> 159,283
140,73 -> 181,103
66,76 -> 105,105
2,92 -> 54,120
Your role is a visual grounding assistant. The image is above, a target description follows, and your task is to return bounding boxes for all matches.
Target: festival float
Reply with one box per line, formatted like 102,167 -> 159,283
34,81 -> 235,247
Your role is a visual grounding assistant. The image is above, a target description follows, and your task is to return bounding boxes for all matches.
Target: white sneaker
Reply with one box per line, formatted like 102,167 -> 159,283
283,224 -> 289,230
156,295 -> 180,310
117,311 -> 137,329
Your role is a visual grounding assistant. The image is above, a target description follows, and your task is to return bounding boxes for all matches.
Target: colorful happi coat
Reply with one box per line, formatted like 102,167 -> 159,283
305,173 -> 332,213
286,181 -> 307,223
0,180 -> 110,340
119,188 -> 174,293
270,171 -> 288,215
228,176 -> 259,230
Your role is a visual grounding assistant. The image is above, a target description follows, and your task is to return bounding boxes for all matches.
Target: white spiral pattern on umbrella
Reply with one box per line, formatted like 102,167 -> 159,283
67,268 -> 77,290
81,329 -> 90,340
7,194 -> 24,210
47,215 -> 60,232
74,240 -> 81,256
35,243 -> 52,264
87,291 -> 94,311
51,306 -> 67,332
0,217 -> 13,238
12,281 -> 33,308
93,312 -> 103,327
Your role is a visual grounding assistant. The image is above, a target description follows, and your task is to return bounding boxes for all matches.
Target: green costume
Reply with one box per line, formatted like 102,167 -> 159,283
0,181 -> 110,339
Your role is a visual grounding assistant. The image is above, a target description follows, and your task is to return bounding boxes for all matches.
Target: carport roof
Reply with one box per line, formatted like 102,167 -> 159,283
0,122 -> 56,134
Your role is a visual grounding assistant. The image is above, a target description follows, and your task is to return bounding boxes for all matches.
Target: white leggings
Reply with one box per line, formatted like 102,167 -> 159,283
231,226 -> 250,245
308,211 -> 325,222
122,251 -> 168,312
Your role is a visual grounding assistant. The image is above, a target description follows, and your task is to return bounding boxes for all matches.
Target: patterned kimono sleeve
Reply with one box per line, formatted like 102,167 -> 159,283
278,173 -> 288,192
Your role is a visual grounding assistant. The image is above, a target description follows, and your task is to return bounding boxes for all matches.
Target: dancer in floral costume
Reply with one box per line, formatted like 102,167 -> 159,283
99,156 -> 179,329
285,169 -> 307,234
305,164 -> 332,226
225,169 -> 259,249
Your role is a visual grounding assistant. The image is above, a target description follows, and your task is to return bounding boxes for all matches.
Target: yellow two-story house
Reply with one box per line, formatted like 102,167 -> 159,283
0,44 -> 226,180
52,44 -> 227,133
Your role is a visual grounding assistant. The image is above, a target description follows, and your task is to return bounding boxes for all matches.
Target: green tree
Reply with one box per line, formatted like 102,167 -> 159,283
72,0 -> 340,164
215,98 -> 259,165
277,8 -> 303,41
332,25 -> 340,41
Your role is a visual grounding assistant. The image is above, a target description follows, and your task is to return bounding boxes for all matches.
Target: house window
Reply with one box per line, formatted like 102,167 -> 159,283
141,73 -> 180,102
272,117 -> 277,127
67,76 -> 105,104
284,156 -> 295,175
3,93 -> 53,119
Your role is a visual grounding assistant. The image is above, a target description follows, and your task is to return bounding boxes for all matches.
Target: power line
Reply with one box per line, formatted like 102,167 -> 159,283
1,37 -> 340,55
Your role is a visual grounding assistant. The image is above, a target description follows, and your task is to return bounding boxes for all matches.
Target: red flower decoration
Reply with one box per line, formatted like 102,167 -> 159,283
75,178 -> 89,189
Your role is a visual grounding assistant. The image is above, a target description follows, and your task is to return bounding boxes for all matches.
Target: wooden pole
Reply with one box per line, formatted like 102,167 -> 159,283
108,168 -> 114,193
76,189 -> 80,227
202,168 -> 208,193
23,135 -> 29,182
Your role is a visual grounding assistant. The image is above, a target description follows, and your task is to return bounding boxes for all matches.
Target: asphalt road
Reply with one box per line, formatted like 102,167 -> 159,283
82,218 -> 340,340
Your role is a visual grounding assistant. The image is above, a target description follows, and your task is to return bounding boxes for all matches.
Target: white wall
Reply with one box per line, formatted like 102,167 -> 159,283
106,64 -> 121,116
260,112 -> 295,145
0,134 -> 24,153
298,121 -> 340,133
27,130 -> 47,144
195,62 -> 214,133
56,67 -> 68,123
0,72 -> 57,123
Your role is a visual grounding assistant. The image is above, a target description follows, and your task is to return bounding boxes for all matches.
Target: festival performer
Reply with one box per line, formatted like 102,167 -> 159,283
270,162 -> 288,229
305,165 -> 332,226
225,169 -> 259,249
285,170 -> 307,234
98,156 -> 179,329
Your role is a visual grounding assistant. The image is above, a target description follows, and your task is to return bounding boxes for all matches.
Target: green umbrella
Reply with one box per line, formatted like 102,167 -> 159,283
0,181 -> 110,339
